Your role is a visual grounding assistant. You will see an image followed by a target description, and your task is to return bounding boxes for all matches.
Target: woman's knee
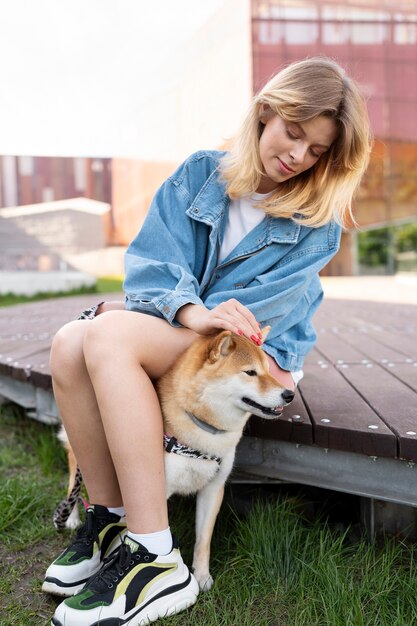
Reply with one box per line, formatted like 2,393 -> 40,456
50,320 -> 88,383
82,311 -> 131,372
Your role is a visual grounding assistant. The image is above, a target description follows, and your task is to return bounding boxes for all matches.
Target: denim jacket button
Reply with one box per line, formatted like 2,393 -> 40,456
163,306 -> 170,313
193,207 -> 200,214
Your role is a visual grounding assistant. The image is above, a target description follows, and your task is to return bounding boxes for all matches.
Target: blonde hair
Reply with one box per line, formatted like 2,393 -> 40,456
219,57 -> 372,228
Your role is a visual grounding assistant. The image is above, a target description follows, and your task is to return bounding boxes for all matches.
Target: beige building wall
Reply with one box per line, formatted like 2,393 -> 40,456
111,158 -> 177,244
112,0 -> 252,244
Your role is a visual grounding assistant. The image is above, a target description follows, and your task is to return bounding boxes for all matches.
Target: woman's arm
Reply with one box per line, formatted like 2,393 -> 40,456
123,156 -> 214,324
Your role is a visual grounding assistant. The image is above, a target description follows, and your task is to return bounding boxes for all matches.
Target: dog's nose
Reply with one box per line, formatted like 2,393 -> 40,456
282,389 -> 295,404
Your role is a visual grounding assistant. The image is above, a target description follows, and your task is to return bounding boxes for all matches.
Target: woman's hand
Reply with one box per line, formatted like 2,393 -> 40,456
176,300 -> 263,346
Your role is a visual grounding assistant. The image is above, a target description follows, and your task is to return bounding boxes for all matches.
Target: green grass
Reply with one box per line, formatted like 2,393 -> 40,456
0,276 -> 123,308
1,402 -> 417,625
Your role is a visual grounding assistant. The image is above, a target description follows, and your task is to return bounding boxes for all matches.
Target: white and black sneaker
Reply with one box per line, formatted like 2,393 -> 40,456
51,535 -> 199,626
43,505 -> 127,597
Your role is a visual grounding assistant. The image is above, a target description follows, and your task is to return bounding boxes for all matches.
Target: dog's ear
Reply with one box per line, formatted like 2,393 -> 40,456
261,325 -> 271,341
208,331 -> 234,362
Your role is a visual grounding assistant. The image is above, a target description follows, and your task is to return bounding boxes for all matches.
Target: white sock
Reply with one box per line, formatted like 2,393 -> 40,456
127,527 -> 173,555
107,506 -> 126,518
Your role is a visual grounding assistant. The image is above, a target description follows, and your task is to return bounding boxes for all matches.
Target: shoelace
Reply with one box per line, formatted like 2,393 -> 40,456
87,543 -> 150,591
70,508 -> 100,548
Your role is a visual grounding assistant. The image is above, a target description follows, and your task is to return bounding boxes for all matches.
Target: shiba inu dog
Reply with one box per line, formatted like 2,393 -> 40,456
57,327 -> 294,591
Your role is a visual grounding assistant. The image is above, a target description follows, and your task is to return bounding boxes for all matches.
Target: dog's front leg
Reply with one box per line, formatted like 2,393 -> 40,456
193,480 -> 225,591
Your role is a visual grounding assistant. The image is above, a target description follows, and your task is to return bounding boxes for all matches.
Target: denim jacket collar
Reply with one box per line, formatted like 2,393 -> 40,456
186,168 -> 301,246
186,168 -> 228,226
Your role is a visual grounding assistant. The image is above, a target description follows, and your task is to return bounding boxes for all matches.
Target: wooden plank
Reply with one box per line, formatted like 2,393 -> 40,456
0,294 -> 110,330
338,329 -> 417,363
0,326 -> 54,348
0,302 -> 68,334
0,295 -> 116,389
246,393 -> 313,445
314,300 -> 417,334
313,301 -> 373,330
25,349 -> 52,390
339,363 -> 417,462
313,330 -> 367,364
0,339 -> 51,378
298,363 -> 397,458
7,346 -> 51,386
304,347 -> 331,367
380,361 -> 417,393
364,329 -> 417,361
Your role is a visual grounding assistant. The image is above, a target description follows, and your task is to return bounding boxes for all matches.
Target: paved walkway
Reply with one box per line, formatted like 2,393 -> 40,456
321,275 -> 417,305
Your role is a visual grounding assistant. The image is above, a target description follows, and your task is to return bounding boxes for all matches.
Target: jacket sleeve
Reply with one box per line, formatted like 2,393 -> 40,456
251,244 -> 337,371
123,160 -> 207,324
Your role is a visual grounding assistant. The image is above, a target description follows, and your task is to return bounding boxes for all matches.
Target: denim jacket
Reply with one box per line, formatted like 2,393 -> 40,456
124,151 -> 341,371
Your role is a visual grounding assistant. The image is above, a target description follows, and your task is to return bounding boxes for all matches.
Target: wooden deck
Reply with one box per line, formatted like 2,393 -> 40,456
1,293 -> 417,514
249,298 -> 417,462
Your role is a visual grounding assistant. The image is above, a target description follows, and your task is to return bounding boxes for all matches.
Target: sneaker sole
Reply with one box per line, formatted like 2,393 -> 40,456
130,574 -> 199,626
42,579 -> 88,598
50,572 -> 199,626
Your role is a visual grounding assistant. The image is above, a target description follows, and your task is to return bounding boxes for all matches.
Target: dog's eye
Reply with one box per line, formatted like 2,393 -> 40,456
244,369 -> 257,376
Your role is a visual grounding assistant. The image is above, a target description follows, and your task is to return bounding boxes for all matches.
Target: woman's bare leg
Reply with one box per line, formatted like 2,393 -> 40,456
82,310 -> 196,532
50,320 -> 123,508
266,353 -> 296,390
51,309 -> 197,534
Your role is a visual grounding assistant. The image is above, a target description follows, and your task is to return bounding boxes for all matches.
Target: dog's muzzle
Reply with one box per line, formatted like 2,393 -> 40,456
242,397 -> 283,416
242,389 -> 295,417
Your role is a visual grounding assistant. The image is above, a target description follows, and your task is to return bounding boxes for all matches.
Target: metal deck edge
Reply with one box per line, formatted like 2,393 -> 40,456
235,436 -> 417,507
2,372 -> 416,509
0,373 -> 59,425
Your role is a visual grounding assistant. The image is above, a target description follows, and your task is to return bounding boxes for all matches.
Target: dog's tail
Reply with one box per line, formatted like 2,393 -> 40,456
54,426 -> 84,530
53,465 -> 83,530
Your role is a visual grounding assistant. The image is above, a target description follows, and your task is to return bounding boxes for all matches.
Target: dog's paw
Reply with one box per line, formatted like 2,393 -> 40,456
65,507 -> 81,530
194,572 -> 213,592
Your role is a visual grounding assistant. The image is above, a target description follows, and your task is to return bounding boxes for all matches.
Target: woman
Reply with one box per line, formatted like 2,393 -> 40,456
44,57 -> 371,626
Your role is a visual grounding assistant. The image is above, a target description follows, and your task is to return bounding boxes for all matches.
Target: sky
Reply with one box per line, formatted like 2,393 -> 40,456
0,0 -> 226,158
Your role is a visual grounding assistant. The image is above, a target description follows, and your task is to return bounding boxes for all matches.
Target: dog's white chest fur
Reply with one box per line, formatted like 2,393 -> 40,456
164,452 -> 222,497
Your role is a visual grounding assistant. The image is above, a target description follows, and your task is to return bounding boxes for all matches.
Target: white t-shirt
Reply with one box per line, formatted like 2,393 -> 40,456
218,193 -> 266,263
219,193 -> 304,386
